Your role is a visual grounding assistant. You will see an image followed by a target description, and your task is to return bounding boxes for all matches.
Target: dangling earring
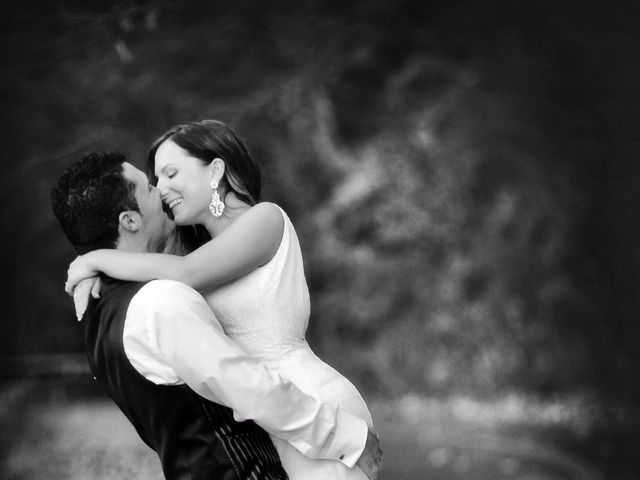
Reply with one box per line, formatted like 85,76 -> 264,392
209,179 -> 225,217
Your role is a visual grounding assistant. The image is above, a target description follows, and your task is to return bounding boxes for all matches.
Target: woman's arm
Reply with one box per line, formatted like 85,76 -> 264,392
66,202 -> 284,294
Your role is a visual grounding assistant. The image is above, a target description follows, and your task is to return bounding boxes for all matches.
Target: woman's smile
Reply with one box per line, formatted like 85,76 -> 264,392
168,197 -> 184,210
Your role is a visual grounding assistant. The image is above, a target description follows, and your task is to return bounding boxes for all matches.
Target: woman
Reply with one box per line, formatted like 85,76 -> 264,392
66,120 -> 374,480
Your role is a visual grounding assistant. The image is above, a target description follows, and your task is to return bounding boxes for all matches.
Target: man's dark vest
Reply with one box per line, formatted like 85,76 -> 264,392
84,277 -> 288,480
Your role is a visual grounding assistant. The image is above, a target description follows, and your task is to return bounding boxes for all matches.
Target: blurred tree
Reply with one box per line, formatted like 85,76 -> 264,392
2,0 -> 639,403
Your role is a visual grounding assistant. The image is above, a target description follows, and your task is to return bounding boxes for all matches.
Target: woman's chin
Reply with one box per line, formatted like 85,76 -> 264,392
173,214 -> 193,226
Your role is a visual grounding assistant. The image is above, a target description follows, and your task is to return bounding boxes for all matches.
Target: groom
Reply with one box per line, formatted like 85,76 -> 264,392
51,152 -> 381,480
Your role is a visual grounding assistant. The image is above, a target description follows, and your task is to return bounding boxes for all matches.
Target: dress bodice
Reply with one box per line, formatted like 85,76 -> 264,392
204,204 -> 311,359
204,205 -> 372,480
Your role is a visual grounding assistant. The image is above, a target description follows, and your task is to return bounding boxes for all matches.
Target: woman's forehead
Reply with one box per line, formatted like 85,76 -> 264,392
155,141 -> 201,172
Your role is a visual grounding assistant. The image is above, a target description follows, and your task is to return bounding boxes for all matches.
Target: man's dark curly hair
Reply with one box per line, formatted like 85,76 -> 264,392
51,152 -> 139,254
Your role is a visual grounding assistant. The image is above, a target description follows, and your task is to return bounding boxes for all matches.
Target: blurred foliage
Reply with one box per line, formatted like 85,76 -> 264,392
2,0 -> 639,402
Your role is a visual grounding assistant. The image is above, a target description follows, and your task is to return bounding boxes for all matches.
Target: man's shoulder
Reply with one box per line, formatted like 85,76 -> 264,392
128,279 -> 204,320
122,280 -> 189,385
133,279 -> 200,304
124,278 -> 219,362
125,280 -> 196,333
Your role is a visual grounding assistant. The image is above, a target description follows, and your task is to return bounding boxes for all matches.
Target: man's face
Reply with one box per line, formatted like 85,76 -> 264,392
122,162 -> 174,250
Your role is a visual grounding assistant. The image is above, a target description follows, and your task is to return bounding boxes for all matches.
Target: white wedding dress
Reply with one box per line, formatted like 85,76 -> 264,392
204,204 -> 373,480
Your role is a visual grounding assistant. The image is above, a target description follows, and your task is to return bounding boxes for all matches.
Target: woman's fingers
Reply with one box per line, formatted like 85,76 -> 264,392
90,276 -> 102,299
64,278 -> 75,296
65,255 -> 90,295
73,278 -> 95,321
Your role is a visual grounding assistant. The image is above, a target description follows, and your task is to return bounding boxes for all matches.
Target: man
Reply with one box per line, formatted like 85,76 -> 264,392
51,152 -> 382,480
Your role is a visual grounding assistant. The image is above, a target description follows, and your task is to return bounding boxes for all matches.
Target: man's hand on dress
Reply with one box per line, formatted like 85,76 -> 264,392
355,429 -> 382,480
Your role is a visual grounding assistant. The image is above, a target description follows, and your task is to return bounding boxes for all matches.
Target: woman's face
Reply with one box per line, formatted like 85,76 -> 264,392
154,139 -> 212,226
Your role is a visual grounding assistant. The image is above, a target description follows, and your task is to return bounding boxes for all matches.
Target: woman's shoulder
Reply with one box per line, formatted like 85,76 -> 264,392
251,201 -> 284,214
233,202 -> 285,238
233,202 -> 286,264
246,202 -> 286,224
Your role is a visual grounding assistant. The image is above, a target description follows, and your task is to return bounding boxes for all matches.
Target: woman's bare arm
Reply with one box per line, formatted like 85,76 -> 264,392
66,202 -> 284,294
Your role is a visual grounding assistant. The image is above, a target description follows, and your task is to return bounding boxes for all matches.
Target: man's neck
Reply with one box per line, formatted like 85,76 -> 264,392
116,235 -> 153,254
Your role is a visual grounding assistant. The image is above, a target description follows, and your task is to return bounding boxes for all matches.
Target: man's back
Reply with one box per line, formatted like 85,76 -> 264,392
85,276 -> 287,480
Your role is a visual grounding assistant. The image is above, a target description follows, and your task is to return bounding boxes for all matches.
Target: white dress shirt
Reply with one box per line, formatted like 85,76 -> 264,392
122,279 -> 368,468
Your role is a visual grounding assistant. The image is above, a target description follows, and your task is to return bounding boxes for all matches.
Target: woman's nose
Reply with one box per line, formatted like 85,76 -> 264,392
156,179 -> 169,198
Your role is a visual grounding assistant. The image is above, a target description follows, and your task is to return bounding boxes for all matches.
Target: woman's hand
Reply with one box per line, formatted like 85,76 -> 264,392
65,255 -> 97,296
72,277 -> 102,321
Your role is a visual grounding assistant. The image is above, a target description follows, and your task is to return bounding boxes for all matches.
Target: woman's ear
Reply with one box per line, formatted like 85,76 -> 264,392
118,210 -> 141,233
209,158 -> 226,187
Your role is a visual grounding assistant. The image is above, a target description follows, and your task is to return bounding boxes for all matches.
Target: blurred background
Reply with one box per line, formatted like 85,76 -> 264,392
1,0 -> 639,478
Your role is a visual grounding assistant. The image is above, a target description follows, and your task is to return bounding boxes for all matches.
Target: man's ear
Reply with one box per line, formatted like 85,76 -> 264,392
209,158 -> 226,186
118,210 -> 141,233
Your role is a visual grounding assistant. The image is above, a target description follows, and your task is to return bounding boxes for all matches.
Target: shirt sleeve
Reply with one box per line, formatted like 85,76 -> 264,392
124,279 -> 368,467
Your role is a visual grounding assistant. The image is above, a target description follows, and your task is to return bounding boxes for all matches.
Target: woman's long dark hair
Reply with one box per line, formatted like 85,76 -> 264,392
147,120 -> 262,255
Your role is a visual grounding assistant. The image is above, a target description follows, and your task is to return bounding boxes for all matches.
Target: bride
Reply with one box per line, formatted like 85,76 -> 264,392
66,119 -> 376,480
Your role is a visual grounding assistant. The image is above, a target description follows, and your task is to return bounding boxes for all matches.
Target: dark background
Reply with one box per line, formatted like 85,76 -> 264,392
2,0 -> 640,478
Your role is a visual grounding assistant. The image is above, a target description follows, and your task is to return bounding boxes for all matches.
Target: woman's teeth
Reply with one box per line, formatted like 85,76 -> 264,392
168,198 -> 183,209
